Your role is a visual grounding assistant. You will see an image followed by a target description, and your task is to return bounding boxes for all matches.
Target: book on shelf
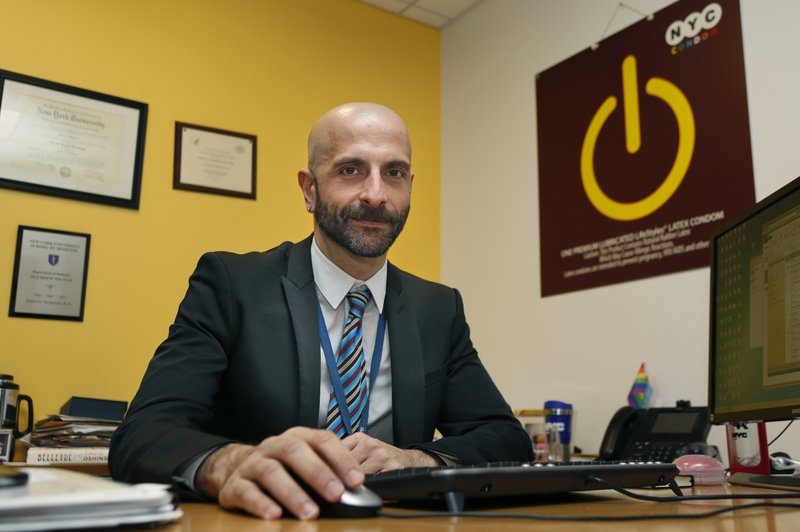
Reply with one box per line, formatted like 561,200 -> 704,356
26,446 -> 109,465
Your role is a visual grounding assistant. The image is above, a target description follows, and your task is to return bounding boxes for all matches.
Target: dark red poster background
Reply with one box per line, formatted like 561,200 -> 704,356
536,0 -> 754,297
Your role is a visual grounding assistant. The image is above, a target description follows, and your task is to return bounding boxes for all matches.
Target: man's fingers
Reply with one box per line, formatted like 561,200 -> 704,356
302,429 -> 365,489
217,475 -> 283,520
261,428 -> 363,497
200,428 -> 367,520
342,433 -> 384,470
250,457 -> 320,520
341,432 -> 440,473
221,455 -> 321,520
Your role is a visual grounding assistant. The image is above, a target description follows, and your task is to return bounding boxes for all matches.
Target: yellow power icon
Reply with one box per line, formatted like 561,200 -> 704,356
580,55 -> 695,221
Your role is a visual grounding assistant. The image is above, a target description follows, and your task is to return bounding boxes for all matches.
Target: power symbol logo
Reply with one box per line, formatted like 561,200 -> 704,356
580,55 -> 695,221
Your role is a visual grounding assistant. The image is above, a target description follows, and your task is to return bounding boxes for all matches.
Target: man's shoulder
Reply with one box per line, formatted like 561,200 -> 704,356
388,265 -> 465,322
199,239 -> 307,275
389,263 -> 455,295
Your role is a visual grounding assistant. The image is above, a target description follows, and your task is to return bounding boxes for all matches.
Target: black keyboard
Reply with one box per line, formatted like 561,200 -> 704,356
365,461 -> 678,511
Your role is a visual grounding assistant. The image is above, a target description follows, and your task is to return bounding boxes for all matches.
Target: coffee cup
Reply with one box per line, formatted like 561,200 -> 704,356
0,375 -> 34,438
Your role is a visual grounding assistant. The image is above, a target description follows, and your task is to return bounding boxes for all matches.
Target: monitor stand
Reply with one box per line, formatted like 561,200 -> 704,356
728,471 -> 800,492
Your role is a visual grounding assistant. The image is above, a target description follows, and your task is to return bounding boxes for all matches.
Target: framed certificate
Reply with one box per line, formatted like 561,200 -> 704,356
0,429 -> 12,461
174,122 -> 257,199
9,226 -> 91,321
0,70 -> 148,209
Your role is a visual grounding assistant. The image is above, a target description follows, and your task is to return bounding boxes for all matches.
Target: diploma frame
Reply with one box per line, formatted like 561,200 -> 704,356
0,70 -> 147,209
173,122 -> 257,199
0,429 -> 12,461
9,225 -> 91,321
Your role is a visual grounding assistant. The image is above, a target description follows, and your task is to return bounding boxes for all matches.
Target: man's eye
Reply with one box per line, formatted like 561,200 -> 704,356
386,169 -> 406,178
341,167 -> 359,176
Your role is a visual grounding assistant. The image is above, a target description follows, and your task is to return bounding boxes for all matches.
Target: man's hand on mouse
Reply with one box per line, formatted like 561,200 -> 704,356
195,427 -> 364,520
342,432 -> 440,472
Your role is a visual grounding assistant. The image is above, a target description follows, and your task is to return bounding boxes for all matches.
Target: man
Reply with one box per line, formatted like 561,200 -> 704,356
109,103 -> 532,520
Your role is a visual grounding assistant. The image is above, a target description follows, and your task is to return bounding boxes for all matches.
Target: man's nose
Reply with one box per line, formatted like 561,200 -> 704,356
360,169 -> 388,206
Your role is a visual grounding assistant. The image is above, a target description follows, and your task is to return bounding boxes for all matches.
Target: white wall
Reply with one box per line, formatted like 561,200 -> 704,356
441,0 -> 800,463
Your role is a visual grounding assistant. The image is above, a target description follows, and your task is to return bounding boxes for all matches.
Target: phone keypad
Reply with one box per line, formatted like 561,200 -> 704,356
626,441 -> 684,462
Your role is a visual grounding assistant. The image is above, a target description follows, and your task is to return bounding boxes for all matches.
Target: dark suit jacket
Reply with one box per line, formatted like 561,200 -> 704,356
109,237 -> 532,484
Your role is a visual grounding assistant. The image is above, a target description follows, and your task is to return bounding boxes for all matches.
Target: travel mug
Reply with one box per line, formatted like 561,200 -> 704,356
545,400 -> 573,462
0,375 -> 34,437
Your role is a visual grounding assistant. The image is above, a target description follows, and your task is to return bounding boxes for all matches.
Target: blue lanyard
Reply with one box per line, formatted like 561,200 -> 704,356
317,298 -> 386,436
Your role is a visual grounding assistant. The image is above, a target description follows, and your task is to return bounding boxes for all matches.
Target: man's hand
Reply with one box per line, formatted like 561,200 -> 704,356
195,427 -> 364,520
341,432 -> 439,473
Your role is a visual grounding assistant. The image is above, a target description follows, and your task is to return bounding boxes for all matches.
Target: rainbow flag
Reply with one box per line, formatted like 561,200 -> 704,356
628,363 -> 653,409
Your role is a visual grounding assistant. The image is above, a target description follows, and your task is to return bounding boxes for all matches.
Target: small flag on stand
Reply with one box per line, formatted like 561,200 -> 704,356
628,363 -> 653,409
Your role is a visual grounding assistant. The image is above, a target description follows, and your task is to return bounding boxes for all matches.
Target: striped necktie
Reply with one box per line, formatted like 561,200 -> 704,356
325,286 -> 372,437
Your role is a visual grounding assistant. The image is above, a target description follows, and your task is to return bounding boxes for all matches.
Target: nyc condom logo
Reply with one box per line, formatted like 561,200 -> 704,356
536,0 -> 753,297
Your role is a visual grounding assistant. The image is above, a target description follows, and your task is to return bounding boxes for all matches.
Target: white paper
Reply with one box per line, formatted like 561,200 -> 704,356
0,468 -> 181,531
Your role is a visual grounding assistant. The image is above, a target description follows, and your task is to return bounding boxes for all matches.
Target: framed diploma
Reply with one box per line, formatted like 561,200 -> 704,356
174,122 -> 257,199
9,226 -> 91,321
0,70 -> 147,209
0,429 -> 12,461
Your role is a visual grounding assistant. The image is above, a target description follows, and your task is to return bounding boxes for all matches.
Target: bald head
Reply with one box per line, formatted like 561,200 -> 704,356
307,103 -> 411,173
297,102 -> 414,276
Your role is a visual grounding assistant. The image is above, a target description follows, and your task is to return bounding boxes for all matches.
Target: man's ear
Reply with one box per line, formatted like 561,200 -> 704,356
297,169 -> 316,211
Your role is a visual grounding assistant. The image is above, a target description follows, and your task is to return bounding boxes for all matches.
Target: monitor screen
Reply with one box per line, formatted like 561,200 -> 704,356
709,177 -> 800,424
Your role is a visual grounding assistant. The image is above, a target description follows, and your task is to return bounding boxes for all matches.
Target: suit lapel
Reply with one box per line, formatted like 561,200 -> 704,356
385,265 -> 425,446
282,237 -> 321,429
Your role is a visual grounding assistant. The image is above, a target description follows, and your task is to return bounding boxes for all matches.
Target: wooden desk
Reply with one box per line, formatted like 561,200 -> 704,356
147,484 -> 800,531
8,461 -> 110,477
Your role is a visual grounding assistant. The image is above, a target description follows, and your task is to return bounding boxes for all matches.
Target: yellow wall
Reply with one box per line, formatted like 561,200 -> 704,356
0,0 -> 440,434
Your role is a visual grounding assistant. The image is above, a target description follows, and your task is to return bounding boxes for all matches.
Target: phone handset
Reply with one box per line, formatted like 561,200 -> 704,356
598,406 -> 637,461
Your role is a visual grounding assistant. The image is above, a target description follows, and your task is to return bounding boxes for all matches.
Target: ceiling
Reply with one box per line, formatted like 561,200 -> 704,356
359,0 -> 482,29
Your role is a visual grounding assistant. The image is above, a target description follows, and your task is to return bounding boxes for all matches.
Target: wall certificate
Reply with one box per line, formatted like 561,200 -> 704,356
0,70 -> 147,208
174,122 -> 256,199
9,226 -> 91,321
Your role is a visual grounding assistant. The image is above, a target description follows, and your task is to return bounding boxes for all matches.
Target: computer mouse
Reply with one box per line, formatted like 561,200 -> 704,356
317,484 -> 382,518
672,454 -> 726,485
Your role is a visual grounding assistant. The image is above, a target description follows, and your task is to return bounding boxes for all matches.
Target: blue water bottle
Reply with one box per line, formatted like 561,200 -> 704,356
544,400 -> 573,461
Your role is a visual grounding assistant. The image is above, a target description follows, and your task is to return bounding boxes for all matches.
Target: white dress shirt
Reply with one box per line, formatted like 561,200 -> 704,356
311,237 -> 393,433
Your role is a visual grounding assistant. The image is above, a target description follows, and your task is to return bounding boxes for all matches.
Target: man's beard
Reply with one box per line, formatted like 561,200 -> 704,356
314,193 -> 409,258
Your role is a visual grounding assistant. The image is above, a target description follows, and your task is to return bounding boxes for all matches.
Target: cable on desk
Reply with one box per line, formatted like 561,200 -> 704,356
376,475 -> 800,521
377,502 -> 800,521
585,476 -> 800,502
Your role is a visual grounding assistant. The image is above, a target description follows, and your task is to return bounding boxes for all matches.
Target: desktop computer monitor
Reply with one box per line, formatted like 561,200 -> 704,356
709,175 -> 800,488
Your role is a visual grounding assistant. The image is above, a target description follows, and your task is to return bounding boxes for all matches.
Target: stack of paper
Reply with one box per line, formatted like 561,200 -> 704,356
22,415 -> 119,468
29,415 -> 119,447
0,467 -> 182,531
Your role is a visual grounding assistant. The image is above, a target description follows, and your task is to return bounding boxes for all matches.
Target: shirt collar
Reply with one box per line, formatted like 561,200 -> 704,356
311,236 -> 387,313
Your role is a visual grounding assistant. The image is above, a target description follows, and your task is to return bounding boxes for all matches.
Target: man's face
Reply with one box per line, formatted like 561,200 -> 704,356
310,112 -> 413,258
313,178 -> 409,258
